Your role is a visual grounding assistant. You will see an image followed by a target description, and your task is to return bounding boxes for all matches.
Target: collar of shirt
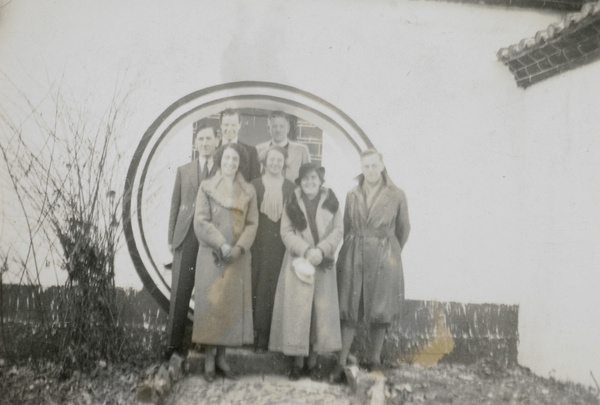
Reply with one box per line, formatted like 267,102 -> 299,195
271,140 -> 289,148
198,156 -> 214,170
224,136 -> 239,144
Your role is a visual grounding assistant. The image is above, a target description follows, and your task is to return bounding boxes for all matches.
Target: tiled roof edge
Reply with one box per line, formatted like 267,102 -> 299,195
440,0 -> 585,11
497,1 -> 600,61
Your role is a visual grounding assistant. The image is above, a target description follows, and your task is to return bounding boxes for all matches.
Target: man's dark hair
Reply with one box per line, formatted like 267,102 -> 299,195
360,149 -> 383,161
267,111 -> 290,125
194,122 -> 217,140
220,108 -> 241,123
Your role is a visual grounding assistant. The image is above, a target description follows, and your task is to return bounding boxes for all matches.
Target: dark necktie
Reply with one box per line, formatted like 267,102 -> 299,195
202,160 -> 209,178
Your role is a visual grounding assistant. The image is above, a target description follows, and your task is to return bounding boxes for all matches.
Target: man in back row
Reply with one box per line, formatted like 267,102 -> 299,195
220,109 -> 261,182
256,111 -> 311,182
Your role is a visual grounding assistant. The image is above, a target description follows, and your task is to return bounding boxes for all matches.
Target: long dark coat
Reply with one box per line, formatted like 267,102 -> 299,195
191,171 -> 258,346
337,172 -> 410,325
250,176 -> 296,349
269,187 -> 343,356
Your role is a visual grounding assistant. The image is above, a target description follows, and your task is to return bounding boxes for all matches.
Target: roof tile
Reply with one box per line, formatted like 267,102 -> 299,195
498,2 -> 600,88
578,37 -> 600,53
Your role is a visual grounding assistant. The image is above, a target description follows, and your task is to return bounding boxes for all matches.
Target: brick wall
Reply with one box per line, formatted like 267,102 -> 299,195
296,119 -> 323,166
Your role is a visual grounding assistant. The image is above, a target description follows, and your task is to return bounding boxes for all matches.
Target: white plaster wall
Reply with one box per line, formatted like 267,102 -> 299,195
1,0 -> 598,387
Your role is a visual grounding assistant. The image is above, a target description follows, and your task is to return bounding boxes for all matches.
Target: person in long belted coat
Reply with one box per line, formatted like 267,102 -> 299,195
331,149 -> 410,381
192,143 -> 258,382
269,163 -> 343,381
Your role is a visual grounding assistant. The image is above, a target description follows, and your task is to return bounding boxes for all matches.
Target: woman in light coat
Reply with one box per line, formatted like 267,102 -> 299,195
192,143 -> 258,382
269,163 -> 343,381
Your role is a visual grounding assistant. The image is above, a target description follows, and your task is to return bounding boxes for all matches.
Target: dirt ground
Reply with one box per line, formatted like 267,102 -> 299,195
1,358 -> 598,405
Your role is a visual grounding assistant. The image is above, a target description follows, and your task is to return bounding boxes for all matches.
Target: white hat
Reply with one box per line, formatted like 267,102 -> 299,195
292,257 -> 315,284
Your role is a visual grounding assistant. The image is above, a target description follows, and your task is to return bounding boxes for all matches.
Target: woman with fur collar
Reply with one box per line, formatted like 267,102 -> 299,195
269,163 -> 343,381
192,143 -> 258,382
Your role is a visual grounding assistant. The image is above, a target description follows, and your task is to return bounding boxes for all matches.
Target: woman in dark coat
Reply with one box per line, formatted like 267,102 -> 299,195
251,146 -> 295,351
331,149 -> 410,381
269,163 -> 343,381
192,143 -> 258,382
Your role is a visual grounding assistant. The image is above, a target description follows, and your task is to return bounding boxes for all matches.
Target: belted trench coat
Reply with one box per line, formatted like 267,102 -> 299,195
191,171 -> 258,346
336,172 -> 410,325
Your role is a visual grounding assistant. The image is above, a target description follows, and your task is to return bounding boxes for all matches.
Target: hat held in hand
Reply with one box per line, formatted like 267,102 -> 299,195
292,257 -> 315,284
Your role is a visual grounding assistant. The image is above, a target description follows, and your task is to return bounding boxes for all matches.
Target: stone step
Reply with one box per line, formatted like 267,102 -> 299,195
186,347 -> 338,376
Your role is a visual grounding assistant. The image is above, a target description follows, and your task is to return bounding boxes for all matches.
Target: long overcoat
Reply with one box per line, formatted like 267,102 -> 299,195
192,171 -> 258,346
250,176 -> 296,348
337,172 -> 410,325
269,187 -> 343,356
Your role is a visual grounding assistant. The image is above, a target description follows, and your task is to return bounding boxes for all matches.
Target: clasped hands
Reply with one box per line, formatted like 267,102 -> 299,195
219,243 -> 242,263
304,247 -> 323,267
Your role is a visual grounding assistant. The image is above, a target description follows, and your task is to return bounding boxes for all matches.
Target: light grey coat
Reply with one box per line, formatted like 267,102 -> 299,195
191,171 -> 258,346
269,187 -> 343,356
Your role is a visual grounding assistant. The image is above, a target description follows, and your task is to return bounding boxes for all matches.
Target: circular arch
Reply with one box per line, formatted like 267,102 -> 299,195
122,81 -> 372,312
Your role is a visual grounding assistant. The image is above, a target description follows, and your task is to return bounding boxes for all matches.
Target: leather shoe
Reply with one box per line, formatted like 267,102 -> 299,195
329,365 -> 347,384
204,369 -> 216,382
307,366 -> 322,381
164,346 -> 181,360
363,362 -> 383,372
216,365 -> 239,380
289,365 -> 302,381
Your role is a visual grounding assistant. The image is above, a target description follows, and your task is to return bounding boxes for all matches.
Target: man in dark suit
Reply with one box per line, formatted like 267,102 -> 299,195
219,109 -> 261,182
166,123 -> 220,356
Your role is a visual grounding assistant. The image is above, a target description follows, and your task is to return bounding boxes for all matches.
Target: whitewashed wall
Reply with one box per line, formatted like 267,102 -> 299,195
1,0 -> 598,387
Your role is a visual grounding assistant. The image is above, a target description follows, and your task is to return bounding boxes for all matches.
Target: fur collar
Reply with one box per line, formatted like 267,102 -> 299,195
285,187 -> 339,231
201,171 -> 254,213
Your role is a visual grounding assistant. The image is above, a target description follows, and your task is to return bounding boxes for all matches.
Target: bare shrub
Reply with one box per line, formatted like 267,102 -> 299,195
0,75 -> 134,374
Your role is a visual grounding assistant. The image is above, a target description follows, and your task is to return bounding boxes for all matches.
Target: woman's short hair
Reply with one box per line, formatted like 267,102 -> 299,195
295,162 -> 325,186
214,142 -> 249,178
262,145 -> 288,164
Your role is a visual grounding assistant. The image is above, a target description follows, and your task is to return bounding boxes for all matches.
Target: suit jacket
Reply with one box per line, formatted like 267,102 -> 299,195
256,140 -> 311,182
168,159 -> 217,249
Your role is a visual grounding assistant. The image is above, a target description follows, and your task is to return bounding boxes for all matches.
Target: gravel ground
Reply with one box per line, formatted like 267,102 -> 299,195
163,362 -> 599,405
2,359 -> 599,404
385,362 -> 599,405
165,375 -> 351,405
